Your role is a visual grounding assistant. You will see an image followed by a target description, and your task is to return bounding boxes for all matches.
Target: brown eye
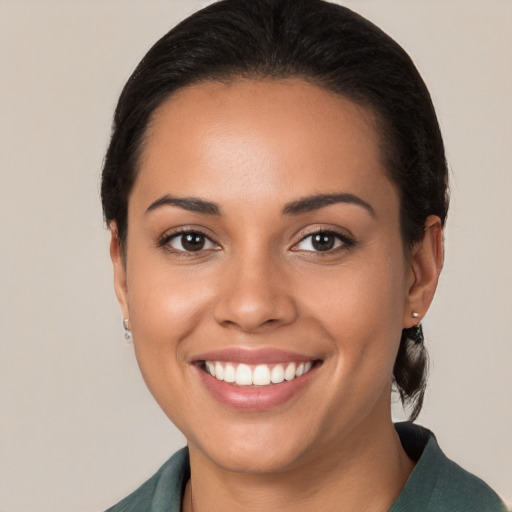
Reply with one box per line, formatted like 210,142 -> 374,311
294,230 -> 351,252
182,233 -> 205,251
311,233 -> 335,251
167,231 -> 218,252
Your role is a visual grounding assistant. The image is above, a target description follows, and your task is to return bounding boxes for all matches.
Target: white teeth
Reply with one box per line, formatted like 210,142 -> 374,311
215,362 -> 224,381
235,364 -> 253,386
252,365 -> 271,386
205,360 -> 314,386
270,364 -> 285,384
205,361 -> 215,377
223,363 -> 236,383
284,362 -> 296,381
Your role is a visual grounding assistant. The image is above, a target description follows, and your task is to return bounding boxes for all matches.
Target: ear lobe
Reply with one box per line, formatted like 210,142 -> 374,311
404,215 -> 444,327
109,223 -> 130,319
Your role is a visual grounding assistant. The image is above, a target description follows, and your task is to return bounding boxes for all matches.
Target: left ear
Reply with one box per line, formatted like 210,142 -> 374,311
403,215 -> 444,327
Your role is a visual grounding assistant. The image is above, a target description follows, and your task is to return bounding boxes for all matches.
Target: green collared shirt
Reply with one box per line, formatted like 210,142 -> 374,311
105,423 -> 507,512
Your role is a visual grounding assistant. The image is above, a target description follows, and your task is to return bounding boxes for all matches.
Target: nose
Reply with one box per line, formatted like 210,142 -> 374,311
212,252 -> 298,333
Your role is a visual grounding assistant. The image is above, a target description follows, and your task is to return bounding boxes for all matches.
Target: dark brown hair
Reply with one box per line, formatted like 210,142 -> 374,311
101,0 -> 449,420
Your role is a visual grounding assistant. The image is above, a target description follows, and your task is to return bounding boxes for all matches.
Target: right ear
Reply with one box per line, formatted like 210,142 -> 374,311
109,223 -> 129,320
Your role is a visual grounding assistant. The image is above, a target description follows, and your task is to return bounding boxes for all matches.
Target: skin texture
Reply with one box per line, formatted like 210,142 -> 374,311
110,79 -> 443,512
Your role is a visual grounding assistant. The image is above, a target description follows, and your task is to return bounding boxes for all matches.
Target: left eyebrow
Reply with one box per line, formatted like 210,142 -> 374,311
145,195 -> 221,216
282,193 -> 375,217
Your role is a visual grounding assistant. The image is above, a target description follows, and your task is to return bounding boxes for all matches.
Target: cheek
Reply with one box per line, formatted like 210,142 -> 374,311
298,248 -> 407,370
125,251 -> 213,364
124,257 -> 213,420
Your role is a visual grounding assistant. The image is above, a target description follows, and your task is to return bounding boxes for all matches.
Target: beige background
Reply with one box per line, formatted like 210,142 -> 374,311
1,1 -> 511,510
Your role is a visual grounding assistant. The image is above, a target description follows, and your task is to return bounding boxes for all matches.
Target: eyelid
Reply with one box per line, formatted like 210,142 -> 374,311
158,227 -> 221,252
157,225 -> 354,254
291,227 -> 355,252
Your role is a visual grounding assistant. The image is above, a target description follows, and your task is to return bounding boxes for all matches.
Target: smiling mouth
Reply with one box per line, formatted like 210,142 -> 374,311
201,360 -> 318,386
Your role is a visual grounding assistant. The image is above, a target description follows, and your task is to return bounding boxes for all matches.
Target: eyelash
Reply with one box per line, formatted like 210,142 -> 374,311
158,228 -> 355,255
158,228 -> 219,255
292,229 -> 355,254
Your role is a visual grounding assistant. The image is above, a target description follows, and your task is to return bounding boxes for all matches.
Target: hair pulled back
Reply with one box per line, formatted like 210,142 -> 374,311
101,0 -> 449,421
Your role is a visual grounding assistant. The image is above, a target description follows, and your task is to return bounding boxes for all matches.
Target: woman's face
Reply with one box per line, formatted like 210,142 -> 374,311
112,79 -> 425,473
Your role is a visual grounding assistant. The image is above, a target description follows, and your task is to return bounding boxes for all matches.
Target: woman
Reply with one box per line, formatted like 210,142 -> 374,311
101,0 -> 507,510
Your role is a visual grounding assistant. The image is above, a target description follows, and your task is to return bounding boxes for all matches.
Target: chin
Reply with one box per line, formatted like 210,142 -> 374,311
187,418 -> 325,475
205,441 -> 305,475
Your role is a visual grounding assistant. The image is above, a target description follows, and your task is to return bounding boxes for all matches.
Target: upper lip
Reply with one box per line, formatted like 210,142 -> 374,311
191,347 -> 319,365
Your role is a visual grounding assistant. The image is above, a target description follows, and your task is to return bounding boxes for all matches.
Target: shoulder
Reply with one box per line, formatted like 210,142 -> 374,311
431,454 -> 507,511
104,447 -> 190,512
391,423 -> 507,512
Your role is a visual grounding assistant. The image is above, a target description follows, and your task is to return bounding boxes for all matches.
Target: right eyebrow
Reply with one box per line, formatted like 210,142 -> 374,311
145,195 -> 221,216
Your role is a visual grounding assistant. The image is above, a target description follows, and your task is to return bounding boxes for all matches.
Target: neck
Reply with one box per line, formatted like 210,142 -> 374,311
182,406 -> 414,512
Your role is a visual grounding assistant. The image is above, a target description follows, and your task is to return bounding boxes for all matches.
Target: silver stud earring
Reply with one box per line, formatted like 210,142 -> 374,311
412,312 -> 420,318
123,318 -> 132,343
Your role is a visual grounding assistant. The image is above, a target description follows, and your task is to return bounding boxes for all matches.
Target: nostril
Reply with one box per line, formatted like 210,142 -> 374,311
219,317 -> 278,331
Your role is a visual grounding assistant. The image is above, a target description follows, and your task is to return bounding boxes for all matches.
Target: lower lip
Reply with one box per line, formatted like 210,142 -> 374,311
196,364 -> 318,411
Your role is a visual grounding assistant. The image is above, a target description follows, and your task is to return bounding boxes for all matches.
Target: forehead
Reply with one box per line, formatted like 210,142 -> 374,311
134,78 -> 397,217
